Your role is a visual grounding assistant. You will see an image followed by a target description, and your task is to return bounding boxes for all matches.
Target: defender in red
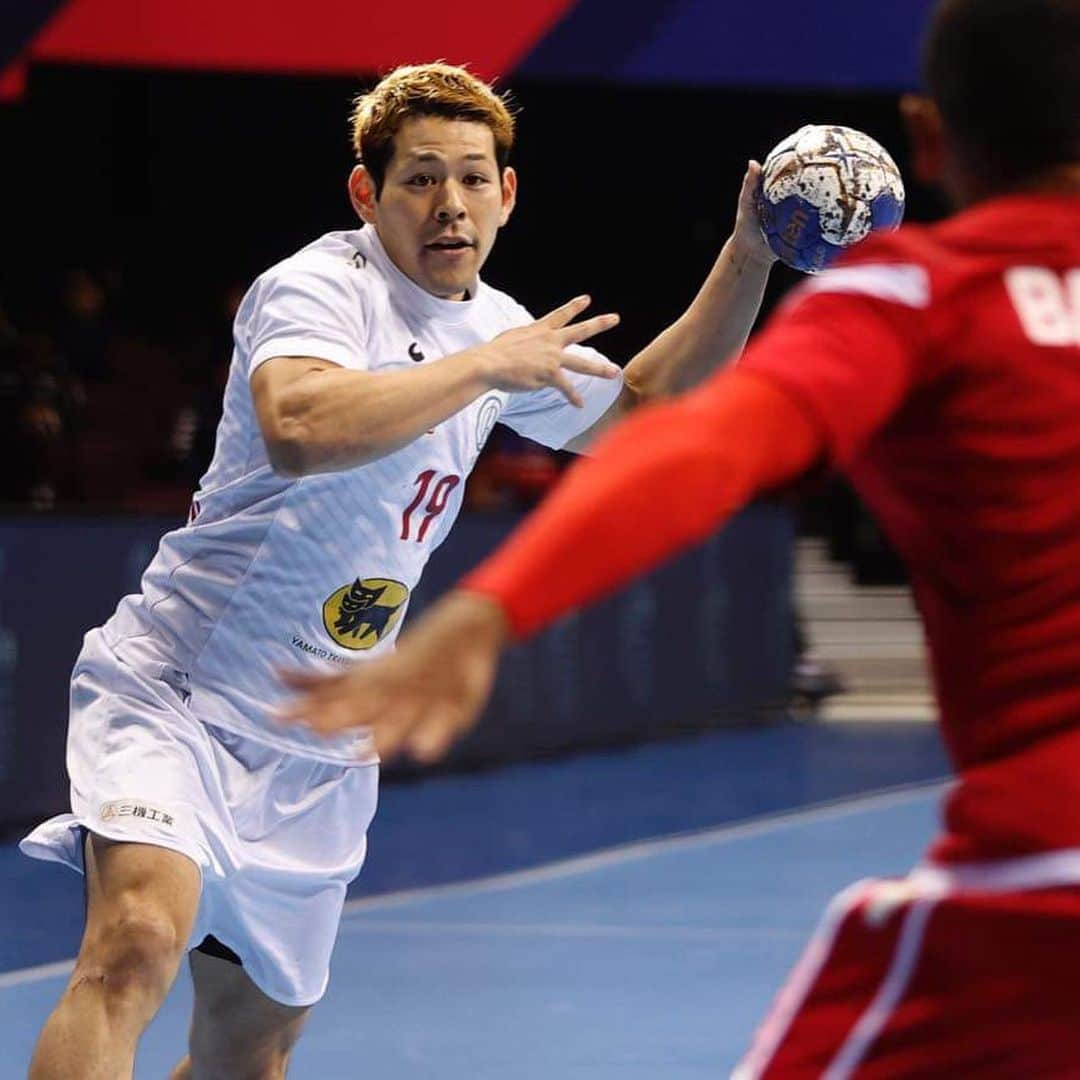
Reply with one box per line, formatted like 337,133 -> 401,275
287,0 -> 1080,1073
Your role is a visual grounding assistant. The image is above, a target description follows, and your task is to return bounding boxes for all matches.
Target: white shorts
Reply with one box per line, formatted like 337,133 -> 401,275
20,628 -> 379,1006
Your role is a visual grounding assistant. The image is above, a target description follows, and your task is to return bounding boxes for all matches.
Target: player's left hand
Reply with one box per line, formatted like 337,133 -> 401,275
731,160 -> 777,267
277,591 -> 510,763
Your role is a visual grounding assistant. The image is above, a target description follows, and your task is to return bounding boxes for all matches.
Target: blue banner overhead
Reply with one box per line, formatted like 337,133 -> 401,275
520,0 -> 939,89
5,1 -> 938,95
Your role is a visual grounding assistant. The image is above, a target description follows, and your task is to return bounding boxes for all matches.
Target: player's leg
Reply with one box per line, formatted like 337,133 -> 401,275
166,750 -> 378,1080
168,947 -> 310,1080
732,879 -> 886,1079
735,876 -> 1080,1078
29,834 -> 202,1080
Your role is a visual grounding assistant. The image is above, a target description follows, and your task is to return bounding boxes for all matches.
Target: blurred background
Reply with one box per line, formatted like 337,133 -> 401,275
1,9 -> 949,1064
0,0 -> 943,825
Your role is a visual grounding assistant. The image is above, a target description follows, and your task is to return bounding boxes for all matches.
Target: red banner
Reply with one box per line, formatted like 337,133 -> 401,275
7,0 -> 576,91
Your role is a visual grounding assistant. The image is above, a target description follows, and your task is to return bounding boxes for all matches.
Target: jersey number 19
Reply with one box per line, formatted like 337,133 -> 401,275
401,470 -> 461,542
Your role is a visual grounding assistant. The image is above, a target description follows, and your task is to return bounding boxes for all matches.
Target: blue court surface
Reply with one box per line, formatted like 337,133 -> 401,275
1,721 -> 948,1077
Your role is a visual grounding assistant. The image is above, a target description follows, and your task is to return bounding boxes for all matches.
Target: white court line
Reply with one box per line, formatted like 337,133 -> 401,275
340,919 -> 806,943
0,779 -> 946,991
0,960 -> 74,991
340,778 -> 947,917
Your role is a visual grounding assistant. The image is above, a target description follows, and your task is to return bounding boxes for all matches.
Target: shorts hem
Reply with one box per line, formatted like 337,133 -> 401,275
20,813 -> 206,890
248,969 -> 330,1009
191,935 -> 330,1007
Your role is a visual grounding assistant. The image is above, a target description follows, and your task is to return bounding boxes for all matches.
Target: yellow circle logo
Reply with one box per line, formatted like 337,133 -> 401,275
322,578 -> 409,651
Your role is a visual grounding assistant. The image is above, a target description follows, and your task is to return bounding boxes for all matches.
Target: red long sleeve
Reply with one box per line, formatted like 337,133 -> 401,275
463,368 -> 824,639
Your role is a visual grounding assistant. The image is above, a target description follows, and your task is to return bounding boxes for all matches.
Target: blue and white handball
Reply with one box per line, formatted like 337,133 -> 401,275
756,124 -> 905,274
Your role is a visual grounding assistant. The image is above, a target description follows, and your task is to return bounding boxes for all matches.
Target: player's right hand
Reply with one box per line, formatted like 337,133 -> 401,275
477,295 -> 621,407
278,590 -> 508,764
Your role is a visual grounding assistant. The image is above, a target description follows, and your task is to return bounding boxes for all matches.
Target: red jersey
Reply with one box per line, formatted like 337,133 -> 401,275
739,193 -> 1080,860
468,192 -> 1080,863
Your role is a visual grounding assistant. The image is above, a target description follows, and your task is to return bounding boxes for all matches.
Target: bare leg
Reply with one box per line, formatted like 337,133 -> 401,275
169,949 -> 310,1080
29,835 -> 201,1080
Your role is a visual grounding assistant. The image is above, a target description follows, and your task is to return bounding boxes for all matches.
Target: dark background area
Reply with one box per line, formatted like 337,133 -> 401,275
0,62 -> 924,828
1,63 -> 942,388
0,63 -> 942,526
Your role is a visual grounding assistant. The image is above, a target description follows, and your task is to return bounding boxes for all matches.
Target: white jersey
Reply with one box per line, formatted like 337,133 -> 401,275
101,227 -> 622,764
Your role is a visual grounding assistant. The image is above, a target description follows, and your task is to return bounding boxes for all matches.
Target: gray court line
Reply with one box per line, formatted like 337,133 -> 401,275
0,778 -> 947,991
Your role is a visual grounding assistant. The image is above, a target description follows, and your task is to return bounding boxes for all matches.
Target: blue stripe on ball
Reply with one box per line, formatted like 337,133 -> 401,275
757,191 -> 843,274
870,193 -> 905,231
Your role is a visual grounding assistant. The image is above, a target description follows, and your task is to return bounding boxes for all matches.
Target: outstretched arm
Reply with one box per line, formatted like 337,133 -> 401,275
253,296 -> 620,476
463,371 -> 817,638
279,368 -> 822,759
280,257 -> 927,760
565,162 -> 776,452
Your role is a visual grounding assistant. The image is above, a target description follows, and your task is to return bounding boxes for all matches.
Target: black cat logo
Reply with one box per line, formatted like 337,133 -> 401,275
322,577 -> 409,651
408,342 -> 425,363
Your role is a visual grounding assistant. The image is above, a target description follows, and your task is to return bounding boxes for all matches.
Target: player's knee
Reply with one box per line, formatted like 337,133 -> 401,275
81,903 -> 186,1002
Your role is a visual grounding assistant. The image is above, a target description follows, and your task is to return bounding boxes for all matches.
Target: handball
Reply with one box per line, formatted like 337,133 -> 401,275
757,124 -> 905,273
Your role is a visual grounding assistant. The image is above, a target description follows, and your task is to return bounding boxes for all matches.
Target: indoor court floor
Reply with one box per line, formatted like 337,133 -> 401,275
1,721 -> 948,1078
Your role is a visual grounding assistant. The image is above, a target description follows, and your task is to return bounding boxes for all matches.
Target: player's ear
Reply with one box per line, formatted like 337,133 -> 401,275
348,165 -> 378,225
498,166 -> 517,227
900,94 -> 946,187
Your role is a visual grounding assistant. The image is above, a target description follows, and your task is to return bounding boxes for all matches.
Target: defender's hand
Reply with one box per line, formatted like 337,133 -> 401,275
278,592 -> 510,764
732,160 -> 777,267
478,295 -> 621,407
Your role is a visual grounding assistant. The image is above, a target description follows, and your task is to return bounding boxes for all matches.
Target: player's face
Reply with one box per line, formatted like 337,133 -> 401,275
349,116 -> 517,300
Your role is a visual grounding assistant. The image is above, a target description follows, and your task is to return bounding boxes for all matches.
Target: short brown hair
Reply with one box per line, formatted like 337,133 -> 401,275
350,63 -> 517,197
924,0 -> 1079,189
